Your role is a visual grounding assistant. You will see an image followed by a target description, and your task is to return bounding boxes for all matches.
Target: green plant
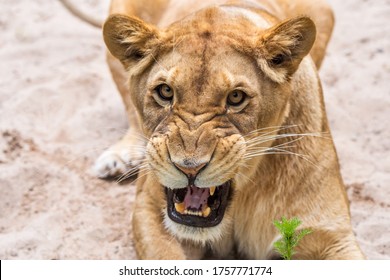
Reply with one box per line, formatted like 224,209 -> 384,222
273,217 -> 312,260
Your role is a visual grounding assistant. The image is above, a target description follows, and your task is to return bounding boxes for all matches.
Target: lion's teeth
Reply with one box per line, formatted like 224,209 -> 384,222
174,202 -> 186,214
177,204 -> 211,217
209,186 -> 216,196
180,208 -> 205,217
202,206 -> 211,217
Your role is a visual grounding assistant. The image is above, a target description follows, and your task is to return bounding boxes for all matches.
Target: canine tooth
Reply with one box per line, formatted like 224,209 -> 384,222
209,186 -> 216,196
175,202 -> 185,214
202,207 -> 211,217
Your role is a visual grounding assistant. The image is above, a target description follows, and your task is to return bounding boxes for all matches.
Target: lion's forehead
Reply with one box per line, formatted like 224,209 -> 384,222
164,5 -> 272,41
219,5 -> 271,28
156,10 -> 266,92
153,43 -> 261,100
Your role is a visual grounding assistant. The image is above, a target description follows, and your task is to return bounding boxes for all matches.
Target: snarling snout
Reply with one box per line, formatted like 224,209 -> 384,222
147,131 -> 245,232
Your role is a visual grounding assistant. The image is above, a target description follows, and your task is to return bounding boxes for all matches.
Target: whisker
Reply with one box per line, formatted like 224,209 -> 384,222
235,170 -> 256,185
128,131 -> 150,142
150,53 -> 168,73
237,161 -> 251,170
128,170 -> 153,186
116,146 -> 147,152
245,132 -> 323,147
117,163 -> 150,183
246,136 -> 305,154
245,145 -> 297,153
243,150 -> 317,167
243,124 -> 301,138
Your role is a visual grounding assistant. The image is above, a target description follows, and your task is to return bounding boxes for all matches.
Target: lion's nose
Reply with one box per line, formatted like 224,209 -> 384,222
173,161 -> 207,178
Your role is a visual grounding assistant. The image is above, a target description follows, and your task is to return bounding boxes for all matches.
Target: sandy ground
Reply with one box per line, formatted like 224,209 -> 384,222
0,0 -> 389,259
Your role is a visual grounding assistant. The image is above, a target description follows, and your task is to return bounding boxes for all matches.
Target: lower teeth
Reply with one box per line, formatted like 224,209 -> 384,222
184,209 -> 202,216
174,204 -> 212,218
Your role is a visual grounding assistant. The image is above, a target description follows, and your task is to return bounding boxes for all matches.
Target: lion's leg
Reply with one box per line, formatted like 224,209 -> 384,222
293,229 -> 365,260
94,53 -> 145,178
132,175 -> 189,259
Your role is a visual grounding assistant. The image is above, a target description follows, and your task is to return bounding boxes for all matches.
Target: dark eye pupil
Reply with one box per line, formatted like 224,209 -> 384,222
156,84 -> 173,101
228,90 -> 245,106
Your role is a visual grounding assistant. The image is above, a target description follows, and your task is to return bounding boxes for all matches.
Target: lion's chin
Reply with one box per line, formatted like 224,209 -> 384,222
165,180 -> 232,228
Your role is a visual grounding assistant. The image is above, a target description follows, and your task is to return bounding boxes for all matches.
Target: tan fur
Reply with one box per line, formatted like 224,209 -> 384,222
99,0 -> 364,259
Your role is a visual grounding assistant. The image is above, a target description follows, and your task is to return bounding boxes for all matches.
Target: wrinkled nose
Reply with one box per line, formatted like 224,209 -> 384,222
173,161 -> 207,178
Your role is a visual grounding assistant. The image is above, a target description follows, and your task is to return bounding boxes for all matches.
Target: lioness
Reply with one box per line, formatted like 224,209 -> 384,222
95,0 -> 364,259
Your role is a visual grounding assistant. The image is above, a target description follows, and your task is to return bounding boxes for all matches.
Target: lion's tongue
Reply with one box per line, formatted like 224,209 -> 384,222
183,185 -> 209,210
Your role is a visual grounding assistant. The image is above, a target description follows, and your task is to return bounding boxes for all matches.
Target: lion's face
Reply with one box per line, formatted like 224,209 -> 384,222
103,8 -> 316,243
145,41 -> 263,241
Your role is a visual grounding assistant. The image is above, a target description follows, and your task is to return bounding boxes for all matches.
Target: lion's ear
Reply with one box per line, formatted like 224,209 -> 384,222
257,16 -> 316,83
103,14 -> 160,67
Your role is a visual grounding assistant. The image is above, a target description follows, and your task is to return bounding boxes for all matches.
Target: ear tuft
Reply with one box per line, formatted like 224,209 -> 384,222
258,16 -> 316,83
103,14 -> 159,66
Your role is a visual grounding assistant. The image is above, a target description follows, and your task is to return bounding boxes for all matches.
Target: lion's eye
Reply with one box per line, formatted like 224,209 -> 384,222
155,84 -> 173,101
227,90 -> 246,106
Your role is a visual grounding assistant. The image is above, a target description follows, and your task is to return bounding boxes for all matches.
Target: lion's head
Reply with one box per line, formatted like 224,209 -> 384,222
103,7 -> 316,243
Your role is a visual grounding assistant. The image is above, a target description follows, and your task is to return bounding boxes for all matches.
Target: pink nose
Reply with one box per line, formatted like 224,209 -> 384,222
173,162 -> 207,177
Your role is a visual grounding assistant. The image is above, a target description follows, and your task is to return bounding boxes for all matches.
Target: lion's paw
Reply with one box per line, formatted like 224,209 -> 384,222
93,148 -> 144,179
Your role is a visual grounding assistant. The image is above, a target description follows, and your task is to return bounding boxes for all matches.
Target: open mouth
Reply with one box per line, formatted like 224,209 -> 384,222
165,181 -> 231,228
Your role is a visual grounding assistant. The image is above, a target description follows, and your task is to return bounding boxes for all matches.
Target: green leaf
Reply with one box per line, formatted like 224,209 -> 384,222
272,217 -> 312,260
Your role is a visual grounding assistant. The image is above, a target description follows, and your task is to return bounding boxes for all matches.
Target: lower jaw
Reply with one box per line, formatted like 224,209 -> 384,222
163,210 -> 232,244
